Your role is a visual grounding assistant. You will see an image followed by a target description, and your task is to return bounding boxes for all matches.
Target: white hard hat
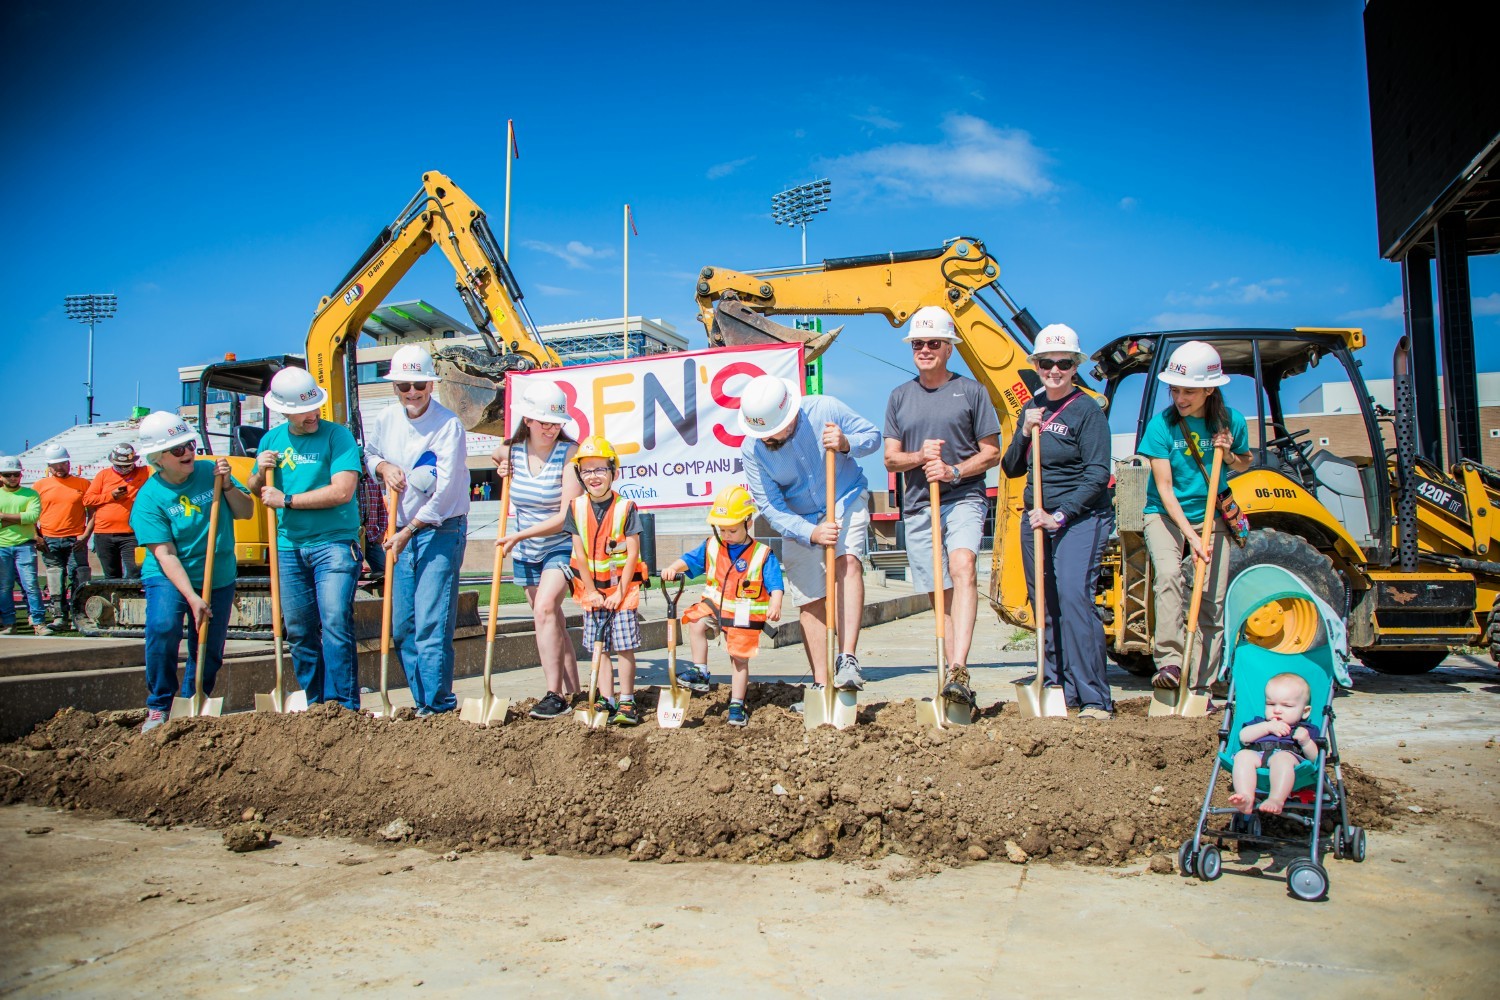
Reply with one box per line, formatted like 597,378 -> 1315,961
903,306 -> 959,343
1027,323 -> 1086,362
43,444 -> 70,463
137,411 -> 200,459
383,345 -> 441,383
517,381 -> 569,424
1158,340 -> 1230,388
0,455 -> 20,473
264,367 -> 328,415
737,375 -> 800,440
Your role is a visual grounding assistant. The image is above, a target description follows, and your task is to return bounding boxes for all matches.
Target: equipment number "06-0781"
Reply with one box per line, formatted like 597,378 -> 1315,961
1254,487 -> 1298,499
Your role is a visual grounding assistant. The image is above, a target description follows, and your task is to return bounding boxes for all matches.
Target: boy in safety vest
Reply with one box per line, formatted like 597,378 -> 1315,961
660,485 -> 784,727
565,436 -> 650,726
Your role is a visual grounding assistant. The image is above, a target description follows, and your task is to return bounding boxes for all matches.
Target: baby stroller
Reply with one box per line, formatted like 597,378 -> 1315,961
1178,564 -> 1366,901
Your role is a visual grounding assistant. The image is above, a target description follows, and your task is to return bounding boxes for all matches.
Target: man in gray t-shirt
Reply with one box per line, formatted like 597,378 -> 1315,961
883,306 -> 1001,706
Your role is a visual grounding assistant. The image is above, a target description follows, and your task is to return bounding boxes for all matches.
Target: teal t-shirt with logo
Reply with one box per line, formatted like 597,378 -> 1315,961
130,462 -> 248,590
259,420 -> 363,548
1139,407 -> 1250,523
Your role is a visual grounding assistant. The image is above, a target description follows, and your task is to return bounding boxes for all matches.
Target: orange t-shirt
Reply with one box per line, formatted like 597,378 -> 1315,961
34,475 -> 91,538
83,466 -> 151,533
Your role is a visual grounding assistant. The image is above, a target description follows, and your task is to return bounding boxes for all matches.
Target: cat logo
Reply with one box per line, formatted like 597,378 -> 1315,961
343,283 -> 364,307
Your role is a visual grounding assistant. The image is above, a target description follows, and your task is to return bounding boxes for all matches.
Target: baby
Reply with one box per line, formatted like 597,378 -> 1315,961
1228,672 -> 1321,815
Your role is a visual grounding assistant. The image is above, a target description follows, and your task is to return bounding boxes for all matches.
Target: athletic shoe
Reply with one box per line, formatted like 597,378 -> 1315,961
594,696 -> 617,718
679,666 -> 712,693
942,664 -> 975,705
528,692 -> 572,720
141,709 -> 167,733
726,701 -> 748,727
612,699 -> 641,727
414,707 -> 434,718
1077,707 -> 1114,721
33,623 -> 54,637
833,653 -> 865,692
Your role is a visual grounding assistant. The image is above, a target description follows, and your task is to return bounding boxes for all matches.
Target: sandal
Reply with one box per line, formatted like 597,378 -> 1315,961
1151,664 -> 1182,690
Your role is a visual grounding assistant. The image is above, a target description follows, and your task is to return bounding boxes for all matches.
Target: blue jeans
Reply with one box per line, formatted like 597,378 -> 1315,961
392,516 -> 466,713
143,578 -> 235,712
39,536 -> 90,623
0,543 -> 46,626
279,540 -> 360,710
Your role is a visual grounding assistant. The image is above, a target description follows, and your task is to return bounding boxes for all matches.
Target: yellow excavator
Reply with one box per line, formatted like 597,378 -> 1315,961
696,237 -> 1500,674
76,171 -> 558,636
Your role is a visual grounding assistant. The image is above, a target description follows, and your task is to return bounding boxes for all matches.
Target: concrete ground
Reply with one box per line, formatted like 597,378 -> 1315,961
3,607 -> 1498,997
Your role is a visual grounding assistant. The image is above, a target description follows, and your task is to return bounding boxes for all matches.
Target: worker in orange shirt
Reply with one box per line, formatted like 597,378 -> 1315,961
33,444 -> 93,629
84,444 -> 150,580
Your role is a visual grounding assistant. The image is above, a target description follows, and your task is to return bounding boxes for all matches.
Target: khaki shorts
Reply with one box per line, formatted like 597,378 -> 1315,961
782,501 -> 870,607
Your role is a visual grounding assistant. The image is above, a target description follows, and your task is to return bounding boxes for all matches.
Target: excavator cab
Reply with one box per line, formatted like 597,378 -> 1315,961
194,355 -> 303,457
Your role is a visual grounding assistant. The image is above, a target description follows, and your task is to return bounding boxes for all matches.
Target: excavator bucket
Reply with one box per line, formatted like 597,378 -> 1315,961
432,345 -> 523,436
712,300 -> 842,364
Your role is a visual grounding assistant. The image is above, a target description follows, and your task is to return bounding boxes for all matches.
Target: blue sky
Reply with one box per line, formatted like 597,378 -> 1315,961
3,0 -> 1495,460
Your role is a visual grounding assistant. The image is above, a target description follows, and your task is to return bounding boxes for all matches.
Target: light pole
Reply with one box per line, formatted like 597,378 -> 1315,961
771,178 -> 831,266
64,293 -> 117,425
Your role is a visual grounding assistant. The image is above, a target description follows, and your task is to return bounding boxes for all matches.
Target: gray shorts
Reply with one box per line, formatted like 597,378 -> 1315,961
582,609 -> 641,653
782,500 -> 870,607
904,494 -> 987,593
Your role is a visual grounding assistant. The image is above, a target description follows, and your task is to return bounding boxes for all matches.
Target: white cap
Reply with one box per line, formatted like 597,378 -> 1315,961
1158,340 -> 1230,388
137,411 -> 200,459
264,366 -> 329,415
517,381 -> 569,424
407,466 -> 438,498
0,455 -> 21,473
1027,323 -> 1086,362
43,444 -> 70,463
903,306 -> 959,343
383,345 -> 441,383
737,374 -> 800,440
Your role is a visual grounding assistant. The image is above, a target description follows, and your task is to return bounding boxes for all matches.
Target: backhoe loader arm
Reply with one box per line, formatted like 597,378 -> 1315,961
306,171 -> 561,433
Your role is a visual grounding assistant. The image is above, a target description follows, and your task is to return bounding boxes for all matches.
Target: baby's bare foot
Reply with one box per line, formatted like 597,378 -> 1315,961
1258,798 -> 1285,815
1228,792 -> 1253,813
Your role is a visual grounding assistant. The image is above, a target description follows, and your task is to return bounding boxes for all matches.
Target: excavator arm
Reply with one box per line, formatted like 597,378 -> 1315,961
306,171 -> 561,435
694,237 -> 1055,626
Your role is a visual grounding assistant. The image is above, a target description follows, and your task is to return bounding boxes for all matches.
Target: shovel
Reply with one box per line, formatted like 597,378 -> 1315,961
373,487 -> 399,717
1016,425 -> 1068,718
915,481 -> 967,728
460,476 -> 513,726
255,505 -> 308,714
576,611 -> 615,729
170,472 -> 226,720
804,448 -> 857,730
656,575 -> 690,728
1152,445 -> 1224,718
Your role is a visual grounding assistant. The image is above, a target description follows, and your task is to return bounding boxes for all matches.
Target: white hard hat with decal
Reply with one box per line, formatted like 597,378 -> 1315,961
264,367 -> 329,414
518,381 -> 569,424
737,374 -> 799,440
137,411 -> 200,459
1027,323 -> 1086,362
903,306 -> 959,343
1158,340 -> 1230,388
383,345 -> 441,383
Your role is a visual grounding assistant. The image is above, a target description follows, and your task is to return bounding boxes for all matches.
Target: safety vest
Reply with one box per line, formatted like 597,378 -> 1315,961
701,535 -> 773,630
569,493 -> 649,608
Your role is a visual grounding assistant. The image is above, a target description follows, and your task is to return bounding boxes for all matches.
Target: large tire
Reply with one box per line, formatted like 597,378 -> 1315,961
1489,591 -> 1500,664
1356,649 -> 1447,675
1108,650 -> 1157,677
1226,528 -> 1344,613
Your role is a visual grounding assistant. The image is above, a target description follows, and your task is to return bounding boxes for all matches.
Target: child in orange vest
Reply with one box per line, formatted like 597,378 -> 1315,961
660,485 -> 783,726
565,436 -> 649,726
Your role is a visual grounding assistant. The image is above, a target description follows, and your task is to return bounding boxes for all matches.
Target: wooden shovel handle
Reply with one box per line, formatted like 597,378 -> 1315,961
1184,446 -> 1224,634
1031,425 -> 1045,675
380,487 -> 399,660
197,474 -> 224,647
486,475 -> 512,644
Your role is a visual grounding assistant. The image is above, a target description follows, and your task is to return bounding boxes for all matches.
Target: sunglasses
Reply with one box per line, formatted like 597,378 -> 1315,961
395,381 -> 431,393
1036,358 -> 1076,371
0,471 -> 20,478
909,339 -> 949,352
168,442 -> 197,457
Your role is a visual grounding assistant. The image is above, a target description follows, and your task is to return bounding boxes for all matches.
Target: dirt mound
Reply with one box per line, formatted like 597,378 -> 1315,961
0,686 -> 1399,867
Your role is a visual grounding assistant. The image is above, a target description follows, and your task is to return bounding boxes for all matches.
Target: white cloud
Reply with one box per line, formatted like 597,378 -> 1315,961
852,110 -> 901,132
1166,277 -> 1289,308
1344,295 -> 1403,321
1140,312 -> 1235,331
821,113 -> 1054,206
1474,292 -> 1500,316
707,156 -> 754,180
534,284 -> 576,296
1118,196 -> 1138,211
522,239 -> 614,270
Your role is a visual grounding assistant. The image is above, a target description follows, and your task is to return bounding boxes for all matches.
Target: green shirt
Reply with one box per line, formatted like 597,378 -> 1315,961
259,420 -> 362,548
130,461 -> 247,590
1140,407 -> 1250,524
0,487 -> 41,547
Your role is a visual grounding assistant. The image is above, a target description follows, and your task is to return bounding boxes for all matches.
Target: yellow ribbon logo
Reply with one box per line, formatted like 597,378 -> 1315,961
178,495 -> 201,517
279,447 -> 297,470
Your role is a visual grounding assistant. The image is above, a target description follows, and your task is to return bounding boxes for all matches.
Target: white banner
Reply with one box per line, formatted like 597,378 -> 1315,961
505,344 -> 803,508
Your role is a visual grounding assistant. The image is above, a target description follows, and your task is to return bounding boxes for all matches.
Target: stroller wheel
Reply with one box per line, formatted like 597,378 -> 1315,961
1333,825 -> 1348,860
1196,843 -> 1223,881
1286,859 -> 1330,902
1230,812 -> 1262,838
1348,826 -> 1367,863
1177,839 -> 1197,878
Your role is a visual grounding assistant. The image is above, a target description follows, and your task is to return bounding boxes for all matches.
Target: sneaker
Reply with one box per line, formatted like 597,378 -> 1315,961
141,709 -> 167,733
594,696 -> 618,718
528,692 -> 572,720
678,666 -> 712,693
942,664 -> 975,705
33,623 -> 54,637
833,653 -> 865,692
414,707 -> 434,718
611,699 -> 641,727
1077,706 -> 1114,721
726,701 -> 748,727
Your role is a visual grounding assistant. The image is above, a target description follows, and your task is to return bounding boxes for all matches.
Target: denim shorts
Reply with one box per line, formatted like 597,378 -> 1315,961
512,548 -> 571,588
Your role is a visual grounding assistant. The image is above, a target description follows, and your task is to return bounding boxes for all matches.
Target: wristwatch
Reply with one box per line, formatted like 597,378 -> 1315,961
1052,510 -> 1067,528
948,464 -> 962,485
285,493 -> 295,510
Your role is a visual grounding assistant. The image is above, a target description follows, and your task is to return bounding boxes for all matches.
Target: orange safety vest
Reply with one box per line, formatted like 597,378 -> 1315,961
701,535 -> 773,630
569,494 -> 649,609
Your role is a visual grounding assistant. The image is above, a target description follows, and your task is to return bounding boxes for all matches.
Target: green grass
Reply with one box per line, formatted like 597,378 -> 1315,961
460,582 -> 533,606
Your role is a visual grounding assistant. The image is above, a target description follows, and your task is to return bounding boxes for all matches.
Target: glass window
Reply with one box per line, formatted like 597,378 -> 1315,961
357,361 -> 391,384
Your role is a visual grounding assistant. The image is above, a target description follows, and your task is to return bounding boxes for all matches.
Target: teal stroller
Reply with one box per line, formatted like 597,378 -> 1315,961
1178,565 -> 1366,901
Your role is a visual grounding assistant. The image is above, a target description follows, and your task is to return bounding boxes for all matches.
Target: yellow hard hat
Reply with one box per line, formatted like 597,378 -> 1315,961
572,435 -> 619,467
706,484 -> 757,526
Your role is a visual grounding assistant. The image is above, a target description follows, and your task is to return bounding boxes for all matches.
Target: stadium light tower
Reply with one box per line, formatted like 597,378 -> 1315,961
771,178 -> 832,266
64,293 -> 117,425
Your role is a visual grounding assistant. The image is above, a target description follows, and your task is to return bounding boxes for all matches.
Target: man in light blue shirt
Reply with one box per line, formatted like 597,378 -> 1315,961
739,375 -> 881,691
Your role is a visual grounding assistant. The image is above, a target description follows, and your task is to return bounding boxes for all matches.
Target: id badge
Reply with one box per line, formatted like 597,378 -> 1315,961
733,599 -> 751,628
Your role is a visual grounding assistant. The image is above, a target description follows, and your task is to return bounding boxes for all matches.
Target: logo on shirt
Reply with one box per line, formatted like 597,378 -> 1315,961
277,447 -> 321,470
177,495 -> 202,518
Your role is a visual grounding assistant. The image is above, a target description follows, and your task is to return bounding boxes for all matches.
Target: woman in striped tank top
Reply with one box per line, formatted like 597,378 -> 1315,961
492,382 -> 583,719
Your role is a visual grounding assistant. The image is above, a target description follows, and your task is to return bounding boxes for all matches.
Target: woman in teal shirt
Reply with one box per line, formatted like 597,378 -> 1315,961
1139,342 -> 1252,700
129,412 -> 254,731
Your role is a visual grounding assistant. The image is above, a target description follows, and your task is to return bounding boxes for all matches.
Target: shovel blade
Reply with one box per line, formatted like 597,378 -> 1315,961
914,697 -> 946,730
656,687 -> 690,729
285,690 -> 308,713
944,699 -> 978,725
802,689 -> 832,730
575,706 -> 608,729
254,691 -> 282,714
830,690 -> 859,730
1148,685 -> 1180,717
460,695 -> 510,726
1177,689 -> 1211,718
169,695 -> 223,720
1013,677 -> 1046,719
